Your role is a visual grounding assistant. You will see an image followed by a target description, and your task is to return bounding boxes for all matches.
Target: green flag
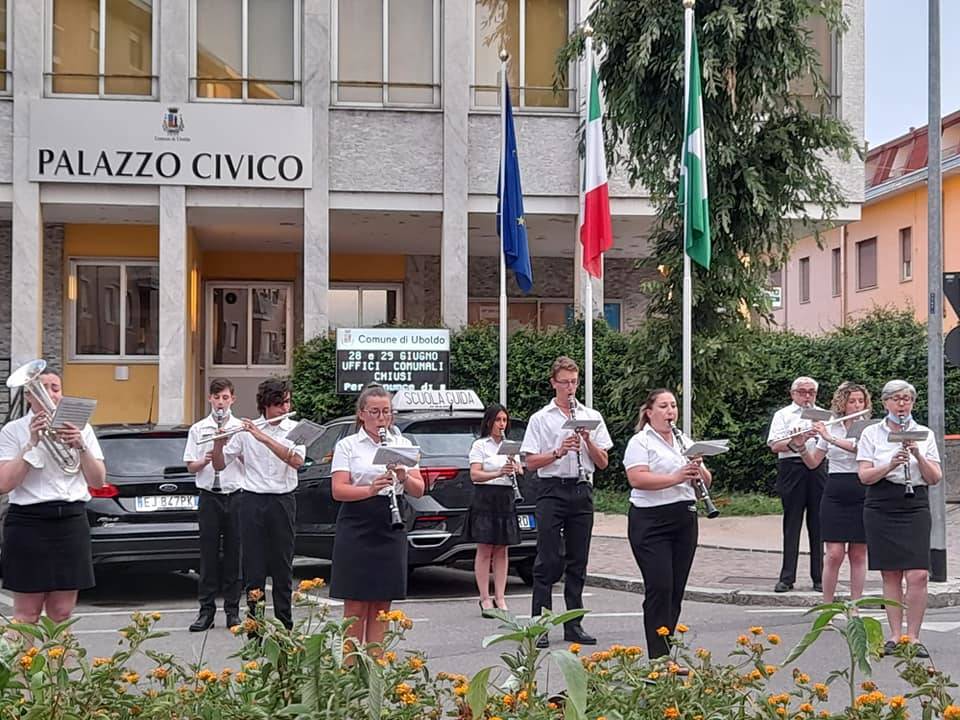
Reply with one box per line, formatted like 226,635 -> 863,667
680,30 -> 711,269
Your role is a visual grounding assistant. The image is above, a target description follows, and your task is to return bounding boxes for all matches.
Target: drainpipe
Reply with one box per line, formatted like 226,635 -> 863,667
840,224 -> 848,326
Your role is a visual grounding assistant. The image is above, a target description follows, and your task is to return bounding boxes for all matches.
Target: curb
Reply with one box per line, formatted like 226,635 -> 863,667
593,535 -> 810,556
585,573 -> 960,609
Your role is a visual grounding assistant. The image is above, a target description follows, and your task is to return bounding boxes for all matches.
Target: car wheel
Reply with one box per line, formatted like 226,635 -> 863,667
513,558 -> 534,587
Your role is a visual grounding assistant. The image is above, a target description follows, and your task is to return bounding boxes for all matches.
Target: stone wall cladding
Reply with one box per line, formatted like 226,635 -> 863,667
329,110 -> 443,193
404,255 -> 442,326
0,103 -> 12,183
42,224 -> 64,373
0,222 -> 11,358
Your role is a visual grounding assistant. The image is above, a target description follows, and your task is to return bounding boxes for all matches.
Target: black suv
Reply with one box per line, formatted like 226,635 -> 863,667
294,410 -> 540,583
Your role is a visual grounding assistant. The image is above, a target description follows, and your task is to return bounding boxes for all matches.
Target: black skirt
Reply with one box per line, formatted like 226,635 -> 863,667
330,495 -> 407,601
2,501 -> 95,593
465,485 -> 521,547
820,472 -> 867,543
863,480 -> 930,571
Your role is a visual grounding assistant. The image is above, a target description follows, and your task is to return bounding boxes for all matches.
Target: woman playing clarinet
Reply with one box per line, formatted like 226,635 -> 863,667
329,384 -> 425,652
623,389 -> 711,658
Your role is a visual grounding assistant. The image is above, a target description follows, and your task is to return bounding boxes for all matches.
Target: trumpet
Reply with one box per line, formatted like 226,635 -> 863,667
670,422 -> 720,519
198,411 -> 296,444
898,413 -> 915,498
568,393 -> 589,484
379,427 -> 405,530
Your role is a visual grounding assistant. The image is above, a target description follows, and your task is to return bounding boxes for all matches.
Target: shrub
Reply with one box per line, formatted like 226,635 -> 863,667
292,310 -> 959,496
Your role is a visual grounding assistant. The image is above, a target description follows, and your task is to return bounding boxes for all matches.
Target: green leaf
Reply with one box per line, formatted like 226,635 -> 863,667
466,666 -> 494,719
855,597 -> 903,609
552,650 -> 587,720
263,638 -> 281,666
783,626 -> 826,665
846,617 -> 872,676
482,630 -> 540,648
543,609 -> 589,628
862,617 -> 885,658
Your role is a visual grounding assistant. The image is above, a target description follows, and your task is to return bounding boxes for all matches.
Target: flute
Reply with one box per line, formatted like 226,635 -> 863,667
379,427 -> 405,529
568,393 -> 589,484
670,422 -> 720,519
769,408 -> 870,445
199,411 -> 296,443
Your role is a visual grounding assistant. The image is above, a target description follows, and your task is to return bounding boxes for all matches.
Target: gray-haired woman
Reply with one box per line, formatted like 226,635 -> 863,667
857,380 -> 942,658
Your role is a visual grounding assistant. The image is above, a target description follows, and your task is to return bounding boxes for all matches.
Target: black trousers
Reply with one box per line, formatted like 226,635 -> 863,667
628,501 -> 698,658
777,458 -> 827,585
531,479 -> 593,630
239,491 -> 296,630
197,490 -> 242,616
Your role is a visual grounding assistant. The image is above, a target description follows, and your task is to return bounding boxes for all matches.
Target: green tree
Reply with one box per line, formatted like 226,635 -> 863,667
558,0 -> 862,430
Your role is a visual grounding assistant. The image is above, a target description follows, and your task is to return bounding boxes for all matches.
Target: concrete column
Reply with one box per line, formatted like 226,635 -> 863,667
302,0 -> 331,339
10,0 -> 44,369
440,0 -> 470,329
157,1 -> 189,423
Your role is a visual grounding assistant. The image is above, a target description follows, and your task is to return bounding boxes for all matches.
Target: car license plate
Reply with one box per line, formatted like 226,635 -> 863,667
518,514 -> 535,530
135,495 -> 199,512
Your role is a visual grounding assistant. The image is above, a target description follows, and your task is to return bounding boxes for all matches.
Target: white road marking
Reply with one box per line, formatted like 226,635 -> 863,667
394,592 -> 594,605
512,612 -> 643,620
0,591 -> 14,607
919,621 -> 960,633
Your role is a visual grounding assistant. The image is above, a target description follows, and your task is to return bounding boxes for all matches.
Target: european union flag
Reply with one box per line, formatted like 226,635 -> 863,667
497,81 -> 533,293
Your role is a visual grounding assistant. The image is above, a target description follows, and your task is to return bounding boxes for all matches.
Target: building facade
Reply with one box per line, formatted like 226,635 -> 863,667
773,110 -> 960,335
0,0 -> 865,423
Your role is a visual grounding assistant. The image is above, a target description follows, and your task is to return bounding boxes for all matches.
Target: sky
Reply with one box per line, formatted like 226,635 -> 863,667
865,0 -> 960,147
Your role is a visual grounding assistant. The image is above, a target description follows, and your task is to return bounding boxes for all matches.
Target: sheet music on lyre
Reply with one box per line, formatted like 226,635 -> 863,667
49,397 -> 97,430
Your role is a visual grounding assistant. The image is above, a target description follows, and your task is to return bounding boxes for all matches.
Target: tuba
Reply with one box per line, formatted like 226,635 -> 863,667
6,359 -> 82,474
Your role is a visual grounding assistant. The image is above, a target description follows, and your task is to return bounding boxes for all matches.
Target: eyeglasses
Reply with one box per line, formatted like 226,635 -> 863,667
888,395 -> 913,404
553,379 -> 579,386
364,409 -> 393,417
792,389 -> 817,395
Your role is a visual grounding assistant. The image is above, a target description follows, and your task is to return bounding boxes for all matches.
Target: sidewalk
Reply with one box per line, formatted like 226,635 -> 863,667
585,505 -> 960,607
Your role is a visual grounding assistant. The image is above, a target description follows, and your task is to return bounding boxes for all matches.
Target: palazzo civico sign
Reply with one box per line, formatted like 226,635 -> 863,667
29,99 -> 313,189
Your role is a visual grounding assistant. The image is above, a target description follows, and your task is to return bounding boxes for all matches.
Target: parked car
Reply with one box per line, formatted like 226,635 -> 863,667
293,409 -> 540,584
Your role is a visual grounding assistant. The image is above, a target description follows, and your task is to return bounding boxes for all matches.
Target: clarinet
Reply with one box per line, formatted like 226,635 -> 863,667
568,393 -> 590,484
670,421 -> 720,519
378,427 -> 405,529
898,413 -> 915,498
508,452 -> 524,504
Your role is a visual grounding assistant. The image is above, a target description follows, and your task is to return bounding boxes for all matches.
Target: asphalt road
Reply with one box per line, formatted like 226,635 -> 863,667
3,560 -> 959,708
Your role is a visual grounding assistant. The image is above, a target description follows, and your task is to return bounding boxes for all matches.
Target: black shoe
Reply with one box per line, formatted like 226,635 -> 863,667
536,633 -> 550,649
812,582 -> 823,592
882,640 -> 897,656
913,643 -> 930,659
189,612 -> 215,632
774,582 -> 793,593
563,626 -> 597,645
225,613 -> 241,630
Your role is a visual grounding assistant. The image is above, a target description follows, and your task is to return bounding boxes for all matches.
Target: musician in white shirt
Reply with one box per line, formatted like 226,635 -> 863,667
213,379 -> 304,631
329,384 -> 424,653
0,368 -> 105,625
623,389 -> 710,658
766,376 -> 826,593
521,356 -> 613,648
183,378 -> 245,632
857,379 -> 941,659
468,404 -> 522,614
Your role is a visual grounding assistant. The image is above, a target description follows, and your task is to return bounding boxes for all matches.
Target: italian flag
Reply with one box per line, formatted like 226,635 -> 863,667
681,29 -> 711,269
579,58 -> 613,279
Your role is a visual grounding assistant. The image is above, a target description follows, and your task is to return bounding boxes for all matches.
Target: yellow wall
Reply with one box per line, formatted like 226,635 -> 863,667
202,251 -> 299,280
63,225 -> 160,424
332,254 -> 406,282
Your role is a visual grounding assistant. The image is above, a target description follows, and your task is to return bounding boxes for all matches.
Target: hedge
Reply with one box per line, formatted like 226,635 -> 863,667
292,311 -> 959,495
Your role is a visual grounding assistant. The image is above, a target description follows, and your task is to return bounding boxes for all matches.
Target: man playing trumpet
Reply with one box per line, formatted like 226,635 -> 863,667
766,376 -> 827,593
213,379 -> 304,631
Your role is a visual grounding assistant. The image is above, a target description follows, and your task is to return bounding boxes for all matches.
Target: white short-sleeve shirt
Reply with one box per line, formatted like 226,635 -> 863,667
223,416 -> 304,494
183,413 -> 246,492
622,424 -> 698,507
331,427 -> 419,496
856,417 -> 940,486
814,422 -> 860,475
468,436 -> 514,487
520,400 -> 613,481
767,403 -> 823,459
0,412 -> 104,505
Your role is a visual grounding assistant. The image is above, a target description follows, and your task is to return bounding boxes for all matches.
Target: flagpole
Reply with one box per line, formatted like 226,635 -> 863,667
681,0 -> 694,436
499,48 -> 509,407
583,26 -> 595,408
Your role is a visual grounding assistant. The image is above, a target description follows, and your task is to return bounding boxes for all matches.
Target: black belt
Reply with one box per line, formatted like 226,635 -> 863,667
779,457 -> 806,464
541,476 -> 585,485
201,488 -> 238,496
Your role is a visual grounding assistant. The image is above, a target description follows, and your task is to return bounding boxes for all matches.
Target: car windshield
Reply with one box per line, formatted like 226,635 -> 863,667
402,419 -> 525,458
100,436 -> 189,477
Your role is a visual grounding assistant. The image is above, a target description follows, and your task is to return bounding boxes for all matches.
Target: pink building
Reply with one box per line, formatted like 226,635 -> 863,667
772,111 -> 960,334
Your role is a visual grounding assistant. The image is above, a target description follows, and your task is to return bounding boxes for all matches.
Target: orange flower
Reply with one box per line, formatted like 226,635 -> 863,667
749,626 -> 764,635
898,635 -> 911,645
93,657 -> 112,667
18,655 -> 33,670
861,680 -> 877,691
943,706 -> 960,720
151,667 -> 169,680
888,696 -> 906,709
648,671 -> 660,680
196,669 -> 217,683
664,708 -> 680,719
767,633 -> 781,645
407,656 -> 425,670
799,703 -> 814,713
235,671 -> 248,684
247,588 -> 264,602
243,661 -> 259,672
47,646 -> 65,660
656,626 -> 671,637
794,672 -> 809,684
813,683 -> 829,700
121,672 -> 140,684
569,643 -> 582,654
765,665 -> 777,676
675,623 -> 689,633
736,634 -> 750,646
